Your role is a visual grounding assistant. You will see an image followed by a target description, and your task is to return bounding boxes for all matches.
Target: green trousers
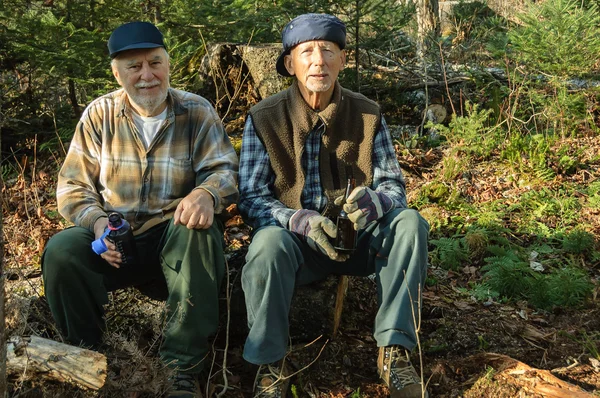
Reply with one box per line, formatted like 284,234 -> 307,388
41,219 -> 225,374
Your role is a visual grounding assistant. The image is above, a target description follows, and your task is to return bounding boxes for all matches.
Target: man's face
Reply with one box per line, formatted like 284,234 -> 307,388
111,47 -> 170,115
284,40 -> 345,95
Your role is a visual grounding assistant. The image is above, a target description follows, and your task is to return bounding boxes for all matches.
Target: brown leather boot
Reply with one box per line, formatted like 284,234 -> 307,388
377,346 -> 428,398
253,360 -> 290,398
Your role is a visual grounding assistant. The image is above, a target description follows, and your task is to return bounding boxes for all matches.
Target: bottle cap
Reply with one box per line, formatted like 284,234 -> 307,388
108,212 -> 123,229
91,228 -> 110,255
92,238 -> 108,254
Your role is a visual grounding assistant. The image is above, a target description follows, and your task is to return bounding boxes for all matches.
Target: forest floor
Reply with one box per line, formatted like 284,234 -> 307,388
3,128 -> 600,398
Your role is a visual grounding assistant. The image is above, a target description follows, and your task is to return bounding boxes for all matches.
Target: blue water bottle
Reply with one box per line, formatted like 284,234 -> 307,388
91,212 -> 137,266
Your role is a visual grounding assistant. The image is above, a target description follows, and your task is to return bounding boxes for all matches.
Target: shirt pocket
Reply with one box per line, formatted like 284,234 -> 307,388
166,157 -> 195,198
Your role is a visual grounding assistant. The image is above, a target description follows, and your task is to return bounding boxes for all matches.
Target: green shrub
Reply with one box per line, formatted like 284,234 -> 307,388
546,267 -> 593,307
561,229 -> 596,255
508,0 -> 600,78
427,102 -> 497,159
531,266 -> 594,309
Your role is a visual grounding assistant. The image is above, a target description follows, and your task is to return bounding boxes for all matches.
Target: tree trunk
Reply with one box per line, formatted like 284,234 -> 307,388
416,0 -> 440,63
0,127 -> 6,398
7,336 -> 107,390
67,78 -> 81,118
354,0 -> 361,92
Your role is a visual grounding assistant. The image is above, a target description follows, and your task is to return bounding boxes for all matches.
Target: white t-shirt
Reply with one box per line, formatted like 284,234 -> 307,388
132,107 -> 168,148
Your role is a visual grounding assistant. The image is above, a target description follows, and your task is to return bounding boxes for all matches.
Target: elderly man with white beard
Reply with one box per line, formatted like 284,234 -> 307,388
41,21 -> 238,398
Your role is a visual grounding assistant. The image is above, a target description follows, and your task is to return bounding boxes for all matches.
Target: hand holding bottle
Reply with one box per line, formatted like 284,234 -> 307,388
91,212 -> 138,268
288,209 -> 349,262
337,186 -> 393,230
92,217 -> 122,268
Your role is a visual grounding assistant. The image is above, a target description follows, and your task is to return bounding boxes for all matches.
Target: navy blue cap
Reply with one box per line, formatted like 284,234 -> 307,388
108,21 -> 166,58
276,13 -> 346,77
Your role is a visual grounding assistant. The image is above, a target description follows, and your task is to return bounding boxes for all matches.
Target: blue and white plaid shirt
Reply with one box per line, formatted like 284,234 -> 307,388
238,114 -> 407,229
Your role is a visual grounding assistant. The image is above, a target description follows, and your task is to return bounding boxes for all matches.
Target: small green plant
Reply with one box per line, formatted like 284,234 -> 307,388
441,155 -> 469,181
427,102 -> 497,159
290,384 -> 299,398
561,229 -> 596,255
464,228 -> 490,259
547,266 -> 593,307
484,365 -> 496,380
350,388 -> 363,398
580,332 -> 600,359
419,182 -> 451,204
525,264 -> 593,310
586,181 -> 600,209
459,282 -> 500,302
482,248 -> 533,299
430,237 -> 470,270
478,334 -> 489,350
1,162 -> 17,180
426,276 -> 439,287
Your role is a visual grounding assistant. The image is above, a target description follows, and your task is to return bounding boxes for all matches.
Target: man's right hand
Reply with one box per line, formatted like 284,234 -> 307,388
288,209 -> 348,262
93,217 -> 122,268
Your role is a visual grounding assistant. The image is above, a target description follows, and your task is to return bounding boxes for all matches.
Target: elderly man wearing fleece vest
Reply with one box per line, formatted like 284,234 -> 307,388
237,13 -> 430,398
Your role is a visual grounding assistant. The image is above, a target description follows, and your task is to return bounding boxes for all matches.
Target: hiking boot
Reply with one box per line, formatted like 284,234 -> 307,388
253,361 -> 290,398
168,372 -> 202,398
377,346 -> 428,398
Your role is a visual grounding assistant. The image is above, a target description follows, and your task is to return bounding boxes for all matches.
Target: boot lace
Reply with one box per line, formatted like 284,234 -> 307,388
385,347 -> 421,390
170,373 -> 197,394
254,364 -> 287,398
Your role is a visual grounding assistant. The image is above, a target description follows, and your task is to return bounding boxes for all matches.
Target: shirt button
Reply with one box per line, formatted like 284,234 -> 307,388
144,177 -> 149,183
141,197 -> 146,202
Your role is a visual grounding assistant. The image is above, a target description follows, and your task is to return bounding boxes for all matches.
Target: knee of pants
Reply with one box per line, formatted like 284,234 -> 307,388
162,221 -> 225,279
388,208 -> 430,240
42,228 -> 93,281
242,226 -> 301,284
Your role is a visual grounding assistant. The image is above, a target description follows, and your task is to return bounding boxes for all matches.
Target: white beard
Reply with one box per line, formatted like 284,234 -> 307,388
305,79 -> 332,93
127,80 -> 169,115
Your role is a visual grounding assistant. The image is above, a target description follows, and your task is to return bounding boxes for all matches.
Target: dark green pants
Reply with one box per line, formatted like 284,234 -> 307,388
41,219 -> 225,374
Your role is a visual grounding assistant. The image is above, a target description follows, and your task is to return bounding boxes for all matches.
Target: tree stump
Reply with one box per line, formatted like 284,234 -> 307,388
198,43 -> 290,106
238,44 -> 290,99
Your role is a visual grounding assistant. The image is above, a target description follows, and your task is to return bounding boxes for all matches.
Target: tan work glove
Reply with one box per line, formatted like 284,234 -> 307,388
288,209 -> 349,262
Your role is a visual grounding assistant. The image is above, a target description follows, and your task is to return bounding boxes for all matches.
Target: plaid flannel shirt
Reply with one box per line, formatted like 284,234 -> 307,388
238,114 -> 406,229
57,88 -> 239,231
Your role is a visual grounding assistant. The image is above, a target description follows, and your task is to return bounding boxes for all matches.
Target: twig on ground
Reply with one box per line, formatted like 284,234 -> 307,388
405,271 -> 427,398
215,258 -> 231,398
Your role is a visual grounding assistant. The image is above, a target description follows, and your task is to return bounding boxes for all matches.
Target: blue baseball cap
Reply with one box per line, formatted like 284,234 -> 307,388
108,21 -> 166,58
276,13 -> 346,77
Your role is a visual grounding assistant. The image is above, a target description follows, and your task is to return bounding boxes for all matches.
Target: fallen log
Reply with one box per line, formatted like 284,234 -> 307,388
7,335 -> 107,390
468,352 -> 594,398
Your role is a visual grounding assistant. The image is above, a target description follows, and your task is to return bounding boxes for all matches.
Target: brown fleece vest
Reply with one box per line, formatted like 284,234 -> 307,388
249,80 -> 380,218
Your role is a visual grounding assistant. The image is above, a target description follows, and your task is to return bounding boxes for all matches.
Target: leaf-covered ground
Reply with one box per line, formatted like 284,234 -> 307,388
3,130 -> 600,397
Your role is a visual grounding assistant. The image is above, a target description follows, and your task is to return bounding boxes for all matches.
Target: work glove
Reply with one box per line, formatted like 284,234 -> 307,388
335,186 -> 394,230
289,209 -> 349,262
